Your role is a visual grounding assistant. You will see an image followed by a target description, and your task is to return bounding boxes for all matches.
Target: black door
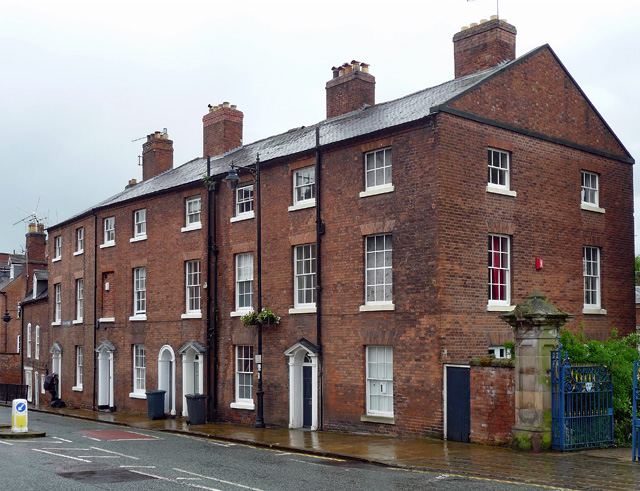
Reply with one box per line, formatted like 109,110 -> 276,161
446,366 -> 470,442
303,366 -> 312,428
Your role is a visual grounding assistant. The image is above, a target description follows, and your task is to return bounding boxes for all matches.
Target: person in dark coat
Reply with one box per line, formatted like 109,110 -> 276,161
44,373 -> 59,405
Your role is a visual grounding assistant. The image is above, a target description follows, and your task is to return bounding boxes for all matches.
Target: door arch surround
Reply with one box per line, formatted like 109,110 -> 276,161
285,339 -> 319,431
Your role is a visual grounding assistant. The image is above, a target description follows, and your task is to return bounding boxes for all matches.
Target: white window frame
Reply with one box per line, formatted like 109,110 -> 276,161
361,234 -> 394,311
131,344 -> 146,397
27,323 -> 31,358
487,234 -> 511,309
231,345 -> 254,410
486,148 -> 516,197
290,166 -> 315,210
74,278 -> 84,323
53,283 -> 61,325
25,368 -> 33,402
16,334 -> 20,353
75,227 -> 84,255
366,346 -> 393,418
182,196 -> 202,232
233,185 -> 254,220
35,325 -> 40,359
581,170 -> 605,213
53,236 -> 62,261
235,253 -> 254,313
488,346 -> 511,359
73,346 -> 83,391
293,244 -> 316,310
583,246 -> 605,314
183,260 -> 202,318
364,147 -> 392,191
132,209 -> 147,241
131,267 -> 147,320
101,217 -> 115,247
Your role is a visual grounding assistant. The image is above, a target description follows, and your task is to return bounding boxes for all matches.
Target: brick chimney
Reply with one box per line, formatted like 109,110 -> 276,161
25,222 -> 46,264
453,17 -> 516,79
203,102 -> 244,158
142,130 -> 173,181
326,60 -> 375,119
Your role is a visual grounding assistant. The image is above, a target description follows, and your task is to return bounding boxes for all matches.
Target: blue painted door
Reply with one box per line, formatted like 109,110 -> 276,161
446,366 -> 470,443
303,366 -> 312,428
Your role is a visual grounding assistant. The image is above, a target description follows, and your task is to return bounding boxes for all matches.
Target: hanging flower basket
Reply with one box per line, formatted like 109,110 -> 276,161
257,309 -> 280,326
241,309 -> 280,327
241,311 -> 259,327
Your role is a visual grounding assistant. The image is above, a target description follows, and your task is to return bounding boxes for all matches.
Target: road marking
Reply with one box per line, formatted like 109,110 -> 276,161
51,436 -> 72,442
33,448 -> 91,462
177,477 -> 203,480
208,441 -> 235,447
42,447 -> 91,451
91,446 -> 139,459
120,465 -> 157,468
129,470 -> 223,491
174,468 -> 264,491
0,441 -> 13,446
78,455 -> 120,458
82,436 -> 101,441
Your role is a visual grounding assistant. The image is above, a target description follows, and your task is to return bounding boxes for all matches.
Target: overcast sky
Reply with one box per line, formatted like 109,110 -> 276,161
2,0 -> 639,255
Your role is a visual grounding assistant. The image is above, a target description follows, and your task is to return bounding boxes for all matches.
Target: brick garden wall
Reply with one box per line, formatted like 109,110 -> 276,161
469,359 -> 515,444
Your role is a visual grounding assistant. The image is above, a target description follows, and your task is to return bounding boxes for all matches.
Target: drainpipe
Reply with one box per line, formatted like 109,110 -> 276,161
205,156 -> 220,421
314,127 -> 325,429
20,304 -> 24,385
92,211 -> 98,411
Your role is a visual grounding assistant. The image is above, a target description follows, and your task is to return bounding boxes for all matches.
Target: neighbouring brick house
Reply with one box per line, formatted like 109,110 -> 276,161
43,18 -> 634,443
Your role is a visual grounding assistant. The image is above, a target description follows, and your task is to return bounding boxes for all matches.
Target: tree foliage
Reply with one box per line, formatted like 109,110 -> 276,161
559,326 -> 640,446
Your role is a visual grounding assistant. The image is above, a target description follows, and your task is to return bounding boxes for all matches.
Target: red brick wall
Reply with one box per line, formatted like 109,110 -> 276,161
203,105 -> 244,158
469,360 -> 515,444
142,133 -> 173,181
0,354 -> 21,383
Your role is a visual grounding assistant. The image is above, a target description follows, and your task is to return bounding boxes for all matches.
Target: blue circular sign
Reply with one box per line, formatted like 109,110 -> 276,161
16,403 -> 26,412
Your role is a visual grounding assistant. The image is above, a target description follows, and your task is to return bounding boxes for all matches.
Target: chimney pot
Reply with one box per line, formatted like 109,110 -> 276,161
28,222 -> 36,233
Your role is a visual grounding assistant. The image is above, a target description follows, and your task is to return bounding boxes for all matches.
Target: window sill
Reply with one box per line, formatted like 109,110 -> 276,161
361,414 -> 395,425
73,250 -> 84,256
486,186 -> 517,197
487,305 -> 515,312
181,223 -> 202,233
359,185 -> 394,198
72,319 -> 83,325
129,314 -> 147,321
130,235 -> 147,243
129,392 -> 147,400
360,303 -> 395,312
288,199 -> 316,212
181,312 -> 202,319
98,317 -> 115,323
100,242 -> 115,249
231,309 -> 252,318
51,321 -> 61,326
289,306 -> 317,314
72,386 -> 83,392
52,257 -> 61,263
230,212 -> 255,223
230,401 -> 255,410
581,203 -> 605,214
583,308 -> 607,315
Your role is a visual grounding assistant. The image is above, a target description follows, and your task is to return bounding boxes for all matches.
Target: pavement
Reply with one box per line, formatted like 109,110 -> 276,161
5,403 -> 640,491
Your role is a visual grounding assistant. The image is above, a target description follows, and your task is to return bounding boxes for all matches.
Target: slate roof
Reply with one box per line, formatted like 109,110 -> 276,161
50,59 -> 513,229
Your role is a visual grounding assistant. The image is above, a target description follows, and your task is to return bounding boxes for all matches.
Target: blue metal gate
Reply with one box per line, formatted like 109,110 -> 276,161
632,361 -> 640,461
551,342 -> 613,451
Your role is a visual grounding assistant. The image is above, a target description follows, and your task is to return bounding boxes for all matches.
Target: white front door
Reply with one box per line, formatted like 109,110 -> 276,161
97,348 -> 114,410
158,345 -> 176,416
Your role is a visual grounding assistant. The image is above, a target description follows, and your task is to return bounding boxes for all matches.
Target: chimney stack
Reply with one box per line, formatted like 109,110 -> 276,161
326,60 -> 375,119
26,222 -> 46,264
203,103 -> 244,158
453,17 -> 516,79
142,130 -> 173,181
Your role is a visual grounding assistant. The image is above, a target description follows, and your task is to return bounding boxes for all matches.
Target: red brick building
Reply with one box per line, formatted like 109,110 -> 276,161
43,18 -> 634,442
